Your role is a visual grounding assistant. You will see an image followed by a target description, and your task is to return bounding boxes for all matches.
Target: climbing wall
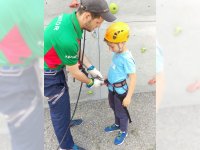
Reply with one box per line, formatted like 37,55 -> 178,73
44,0 -> 156,103
157,0 -> 200,108
157,1 -> 200,150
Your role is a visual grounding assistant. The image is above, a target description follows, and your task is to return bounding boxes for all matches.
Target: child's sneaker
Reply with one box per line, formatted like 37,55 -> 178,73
114,131 -> 128,145
65,144 -> 86,150
72,144 -> 86,150
104,124 -> 120,132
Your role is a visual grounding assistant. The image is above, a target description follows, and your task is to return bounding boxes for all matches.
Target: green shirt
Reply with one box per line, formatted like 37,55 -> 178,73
44,12 -> 83,70
0,0 -> 43,67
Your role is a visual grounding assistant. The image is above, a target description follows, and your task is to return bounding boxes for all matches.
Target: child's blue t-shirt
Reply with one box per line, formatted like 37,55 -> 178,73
108,50 -> 136,94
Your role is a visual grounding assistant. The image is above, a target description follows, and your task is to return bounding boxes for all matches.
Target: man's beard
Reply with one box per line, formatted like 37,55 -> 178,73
83,20 -> 93,32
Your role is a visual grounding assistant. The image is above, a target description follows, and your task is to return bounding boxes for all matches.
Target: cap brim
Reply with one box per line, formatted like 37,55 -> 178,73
101,11 -> 116,22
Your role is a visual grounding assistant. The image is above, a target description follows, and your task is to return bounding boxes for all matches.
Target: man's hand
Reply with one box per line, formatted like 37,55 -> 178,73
87,65 -> 103,80
122,96 -> 131,107
69,0 -> 80,8
86,78 -> 104,88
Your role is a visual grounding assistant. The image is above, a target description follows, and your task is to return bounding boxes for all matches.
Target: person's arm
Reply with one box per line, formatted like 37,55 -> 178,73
78,50 -> 91,68
66,63 -> 104,88
122,73 -> 136,107
82,55 -> 92,69
81,54 -> 104,79
148,76 -> 156,85
69,0 -> 80,8
67,63 -> 91,84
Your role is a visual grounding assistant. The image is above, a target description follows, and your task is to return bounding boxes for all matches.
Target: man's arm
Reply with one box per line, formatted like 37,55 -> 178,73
66,62 -> 104,88
80,54 -> 103,79
82,55 -> 92,68
78,51 -> 93,68
69,0 -> 80,8
67,63 -> 91,84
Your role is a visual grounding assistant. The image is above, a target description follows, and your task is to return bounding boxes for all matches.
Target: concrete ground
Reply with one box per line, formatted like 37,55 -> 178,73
44,92 -> 155,150
157,104 -> 200,150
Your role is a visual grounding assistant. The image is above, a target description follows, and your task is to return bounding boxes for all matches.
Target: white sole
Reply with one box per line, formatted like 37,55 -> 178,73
115,133 -> 128,145
105,129 -> 120,133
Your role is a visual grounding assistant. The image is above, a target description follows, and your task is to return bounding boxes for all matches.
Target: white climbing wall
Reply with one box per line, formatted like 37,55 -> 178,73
44,0 -> 156,102
157,0 -> 200,108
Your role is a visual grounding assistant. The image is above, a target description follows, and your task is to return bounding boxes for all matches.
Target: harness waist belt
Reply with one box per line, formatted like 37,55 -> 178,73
112,80 -> 127,88
105,79 -> 127,88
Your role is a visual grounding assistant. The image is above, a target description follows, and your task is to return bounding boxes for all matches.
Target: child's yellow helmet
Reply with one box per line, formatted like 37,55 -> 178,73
104,22 -> 130,43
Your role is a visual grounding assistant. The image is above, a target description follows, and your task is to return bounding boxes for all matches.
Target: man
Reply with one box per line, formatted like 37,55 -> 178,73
44,0 -> 116,149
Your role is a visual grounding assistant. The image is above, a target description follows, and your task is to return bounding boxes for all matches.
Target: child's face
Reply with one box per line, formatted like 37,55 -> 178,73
106,42 -> 120,53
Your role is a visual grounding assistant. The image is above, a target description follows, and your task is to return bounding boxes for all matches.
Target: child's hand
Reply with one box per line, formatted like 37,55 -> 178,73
122,96 -> 131,107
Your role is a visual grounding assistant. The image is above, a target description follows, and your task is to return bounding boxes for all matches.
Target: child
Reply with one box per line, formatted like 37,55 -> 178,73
104,22 -> 136,145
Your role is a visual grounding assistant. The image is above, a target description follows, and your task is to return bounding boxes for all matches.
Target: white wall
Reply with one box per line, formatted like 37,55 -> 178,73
157,0 -> 200,108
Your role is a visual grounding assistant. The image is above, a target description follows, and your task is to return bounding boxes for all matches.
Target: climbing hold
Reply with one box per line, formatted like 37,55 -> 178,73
141,47 -> 147,53
174,26 -> 182,36
109,3 -> 119,14
87,90 -> 93,95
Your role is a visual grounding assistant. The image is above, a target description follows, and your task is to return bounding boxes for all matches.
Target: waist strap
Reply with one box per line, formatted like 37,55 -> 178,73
105,79 -> 127,88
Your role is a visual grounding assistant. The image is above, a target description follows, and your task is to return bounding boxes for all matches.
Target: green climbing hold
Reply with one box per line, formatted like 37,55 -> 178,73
174,26 -> 182,36
141,47 -> 147,53
87,90 -> 93,95
109,3 -> 119,14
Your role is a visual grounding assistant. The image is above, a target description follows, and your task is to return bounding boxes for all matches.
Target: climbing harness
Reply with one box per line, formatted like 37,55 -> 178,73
104,79 -> 132,123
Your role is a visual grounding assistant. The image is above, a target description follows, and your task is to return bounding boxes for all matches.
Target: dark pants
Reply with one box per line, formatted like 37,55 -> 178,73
0,66 -> 43,150
108,90 -> 129,132
44,69 -> 74,149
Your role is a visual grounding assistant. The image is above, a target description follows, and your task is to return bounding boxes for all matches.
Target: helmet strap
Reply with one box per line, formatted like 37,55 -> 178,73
117,43 -> 125,53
